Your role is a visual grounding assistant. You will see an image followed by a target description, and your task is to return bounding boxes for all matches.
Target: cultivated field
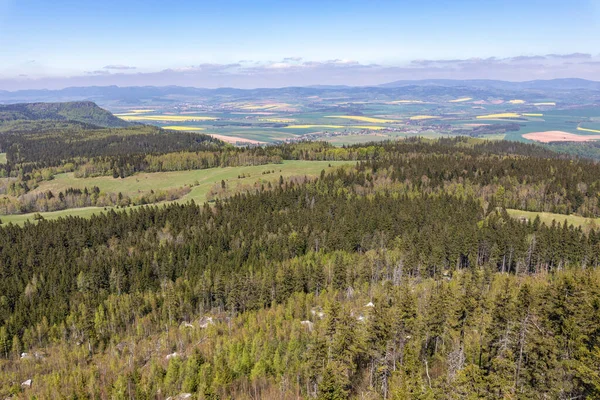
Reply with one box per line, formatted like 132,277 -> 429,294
409,115 -> 438,120
523,131 -> 600,143
449,97 -> 472,103
102,95 -> 600,145
578,127 -> 600,134
476,113 -> 521,119
163,126 -> 206,131
326,115 -> 399,123
117,115 -> 218,122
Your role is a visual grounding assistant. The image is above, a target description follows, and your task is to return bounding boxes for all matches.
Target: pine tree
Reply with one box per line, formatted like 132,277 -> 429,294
318,362 -> 350,400
0,327 -> 9,359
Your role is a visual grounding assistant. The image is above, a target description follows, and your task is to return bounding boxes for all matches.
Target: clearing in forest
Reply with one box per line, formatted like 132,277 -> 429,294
1,160 -> 352,225
507,209 -> 599,232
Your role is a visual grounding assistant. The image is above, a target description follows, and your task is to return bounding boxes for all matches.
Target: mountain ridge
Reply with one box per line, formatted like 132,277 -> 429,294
0,101 -> 131,128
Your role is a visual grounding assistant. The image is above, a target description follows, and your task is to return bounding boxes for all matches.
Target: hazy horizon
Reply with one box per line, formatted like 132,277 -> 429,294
1,76 -> 600,94
1,0 -> 599,90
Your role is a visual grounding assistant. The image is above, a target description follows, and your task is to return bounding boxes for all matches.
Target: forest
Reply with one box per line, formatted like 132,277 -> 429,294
1,133 -> 600,398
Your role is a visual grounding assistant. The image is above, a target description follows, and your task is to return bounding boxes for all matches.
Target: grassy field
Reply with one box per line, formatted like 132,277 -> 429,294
327,134 -> 389,145
118,115 -> 218,122
507,209 -> 600,231
0,153 -> 6,164
2,161 -> 352,225
326,115 -> 399,124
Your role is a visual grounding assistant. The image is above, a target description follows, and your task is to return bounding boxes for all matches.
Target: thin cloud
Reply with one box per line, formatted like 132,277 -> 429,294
2,53 -> 599,90
103,65 -> 136,70
85,70 -> 110,75
509,55 -> 547,62
546,53 -> 592,59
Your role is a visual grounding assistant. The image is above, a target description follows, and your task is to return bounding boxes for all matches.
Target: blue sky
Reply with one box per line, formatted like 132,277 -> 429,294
0,0 -> 599,89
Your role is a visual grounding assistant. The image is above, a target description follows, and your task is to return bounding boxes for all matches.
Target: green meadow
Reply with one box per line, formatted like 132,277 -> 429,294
507,209 -> 600,232
1,160 -> 352,225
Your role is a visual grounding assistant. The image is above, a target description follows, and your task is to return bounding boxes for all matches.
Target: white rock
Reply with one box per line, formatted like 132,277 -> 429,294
365,302 -> 375,308
21,379 -> 32,388
167,394 -> 192,400
199,316 -> 214,329
300,320 -> 314,331
166,352 -> 179,360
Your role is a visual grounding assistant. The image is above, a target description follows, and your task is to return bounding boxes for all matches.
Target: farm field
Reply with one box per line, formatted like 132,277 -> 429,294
327,134 -> 390,145
506,209 -> 600,231
0,153 -> 6,164
116,115 -> 218,122
1,160 -> 351,225
578,126 -> 600,134
163,125 -> 205,131
523,131 -> 600,143
99,95 -> 600,145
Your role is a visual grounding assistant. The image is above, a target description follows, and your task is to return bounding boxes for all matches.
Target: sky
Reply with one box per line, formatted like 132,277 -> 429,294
0,0 -> 599,90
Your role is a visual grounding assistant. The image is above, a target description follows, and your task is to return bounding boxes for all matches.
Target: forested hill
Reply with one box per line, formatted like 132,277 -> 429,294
2,138 -> 600,398
0,101 -> 131,128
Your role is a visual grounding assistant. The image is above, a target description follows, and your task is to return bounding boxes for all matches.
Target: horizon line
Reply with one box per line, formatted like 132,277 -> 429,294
2,77 -> 600,93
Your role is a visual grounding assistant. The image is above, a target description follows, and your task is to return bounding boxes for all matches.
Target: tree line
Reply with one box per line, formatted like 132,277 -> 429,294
1,149 -> 600,397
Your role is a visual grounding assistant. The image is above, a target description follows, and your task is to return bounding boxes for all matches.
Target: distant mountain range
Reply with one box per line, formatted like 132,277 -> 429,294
379,78 -> 600,90
0,79 -> 598,106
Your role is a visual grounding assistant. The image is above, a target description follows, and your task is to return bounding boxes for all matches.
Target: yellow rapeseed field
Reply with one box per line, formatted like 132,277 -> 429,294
409,115 -> 438,120
162,126 -> 206,131
119,115 -> 218,122
476,113 -> 521,119
522,113 -> 543,117
326,115 -> 398,123
508,100 -> 525,104
449,98 -> 473,103
578,127 -> 600,134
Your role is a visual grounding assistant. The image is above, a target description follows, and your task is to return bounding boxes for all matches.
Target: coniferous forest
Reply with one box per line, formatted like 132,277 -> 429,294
1,133 -> 600,399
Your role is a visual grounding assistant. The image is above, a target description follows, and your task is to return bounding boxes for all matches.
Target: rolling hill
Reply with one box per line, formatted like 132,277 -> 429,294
0,101 -> 131,128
